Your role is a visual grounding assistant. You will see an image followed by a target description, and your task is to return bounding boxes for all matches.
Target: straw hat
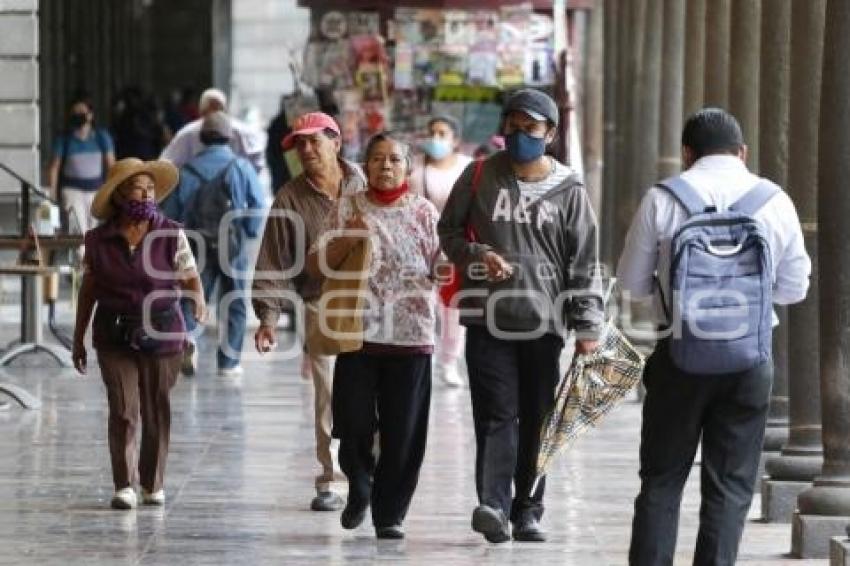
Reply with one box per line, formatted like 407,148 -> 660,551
91,158 -> 179,220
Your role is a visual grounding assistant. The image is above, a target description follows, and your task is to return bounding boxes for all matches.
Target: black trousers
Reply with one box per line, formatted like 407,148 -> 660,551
464,325 -> 563,522
332,350 -> 431,528
628,341 -> 773,566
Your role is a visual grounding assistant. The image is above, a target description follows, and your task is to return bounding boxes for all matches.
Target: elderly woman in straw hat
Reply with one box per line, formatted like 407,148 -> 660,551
72,158 -> 205,510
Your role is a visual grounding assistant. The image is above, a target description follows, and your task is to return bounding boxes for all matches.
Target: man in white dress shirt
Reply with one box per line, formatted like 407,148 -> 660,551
617,108 -> 811,566
161,88 -> 266,174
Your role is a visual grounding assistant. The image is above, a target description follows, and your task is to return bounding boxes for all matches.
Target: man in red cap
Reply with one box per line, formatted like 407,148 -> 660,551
252,112 -> 366,512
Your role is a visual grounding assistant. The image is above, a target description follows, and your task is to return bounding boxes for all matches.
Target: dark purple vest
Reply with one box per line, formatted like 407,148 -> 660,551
85,213 -> 186,354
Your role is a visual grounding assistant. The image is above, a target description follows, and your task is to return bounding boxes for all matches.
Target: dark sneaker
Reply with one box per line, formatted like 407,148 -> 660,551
471,505 -> 510,543
311,491 -> 344,512
340,498 -> 368,529
512,517 -> 547,542
375,524 -> 405,539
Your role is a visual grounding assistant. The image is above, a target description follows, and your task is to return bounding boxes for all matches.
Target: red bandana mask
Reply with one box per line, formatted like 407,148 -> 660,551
368,181 -> 409,205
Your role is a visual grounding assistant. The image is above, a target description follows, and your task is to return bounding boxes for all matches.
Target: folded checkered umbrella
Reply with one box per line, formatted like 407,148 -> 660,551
531,321 -> 645,496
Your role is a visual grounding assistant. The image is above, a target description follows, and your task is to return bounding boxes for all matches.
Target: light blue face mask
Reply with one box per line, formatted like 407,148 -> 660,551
421,138 -> 453,160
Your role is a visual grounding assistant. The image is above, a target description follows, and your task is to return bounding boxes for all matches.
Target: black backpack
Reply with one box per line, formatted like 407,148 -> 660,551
183,158 -> 237,251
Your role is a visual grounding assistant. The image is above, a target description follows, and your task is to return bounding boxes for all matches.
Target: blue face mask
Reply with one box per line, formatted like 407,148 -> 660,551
505,131 -> 547,163
421,138 -> 452,160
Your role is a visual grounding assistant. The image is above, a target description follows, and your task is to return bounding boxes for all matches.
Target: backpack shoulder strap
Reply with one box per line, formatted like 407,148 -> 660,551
182,162 -> 205,182
729,179 -> 780,216
209,157 -> 237,190
462,159 -> 486,243
470,158 -> 485,194
656,175 -> 706,217
95,128 -> 109,154
183,157 -> 237,185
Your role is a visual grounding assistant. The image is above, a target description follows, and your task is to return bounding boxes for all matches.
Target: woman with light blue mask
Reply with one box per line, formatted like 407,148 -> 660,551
410,115 -> 472,387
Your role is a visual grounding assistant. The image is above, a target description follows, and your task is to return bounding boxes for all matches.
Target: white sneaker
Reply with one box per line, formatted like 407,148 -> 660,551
440,363 -> 464,387
218,365 -> 244,377
181,341 -> 198,376
142,488 -> 165,506
110,487 -> 137,510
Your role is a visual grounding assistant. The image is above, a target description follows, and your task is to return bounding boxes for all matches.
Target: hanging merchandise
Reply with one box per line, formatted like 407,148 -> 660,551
303,2 -> 557,158
348,11 -> 380,36
337,89 -> 363,161
468,41 -> 500,87
526,13 -> 555,85
394,43 -> 415,91
437,45 -> 469,86
393,8 -> 422,43
362,101 -> 389,135
356,62 -> 388,102
318,41 -> 354,89
417,9 -> 443,45
443,10 -> 471,46
320,11 -> 348,40
392,90 -> 418,133
498,3 -> 534,88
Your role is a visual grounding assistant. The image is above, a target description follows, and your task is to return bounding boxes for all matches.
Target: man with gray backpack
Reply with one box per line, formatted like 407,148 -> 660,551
617,108 -> 811,565
162,111 -> 265,377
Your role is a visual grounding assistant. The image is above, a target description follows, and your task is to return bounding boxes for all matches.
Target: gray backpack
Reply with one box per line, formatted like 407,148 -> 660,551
183,158 -> 237,252
658,176 -> 779,375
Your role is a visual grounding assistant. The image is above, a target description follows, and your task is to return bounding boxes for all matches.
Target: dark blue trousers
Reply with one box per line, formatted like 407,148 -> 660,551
464,325 -> 563,523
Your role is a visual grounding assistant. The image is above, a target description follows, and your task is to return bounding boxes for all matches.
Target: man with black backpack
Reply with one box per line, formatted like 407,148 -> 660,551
617,108 -> 811,565
162,111 -> 265,377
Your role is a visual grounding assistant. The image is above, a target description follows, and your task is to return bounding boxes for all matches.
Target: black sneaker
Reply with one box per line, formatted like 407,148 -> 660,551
512,517 -> 547,542
375,524 -> 405,539
340,498 -> 368,529
471,505 -> 510,543
311,491 -> 344,512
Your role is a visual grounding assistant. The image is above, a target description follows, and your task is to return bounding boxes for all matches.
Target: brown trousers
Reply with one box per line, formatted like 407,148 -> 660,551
304,302 -> 342,493
98,350 -> 181,492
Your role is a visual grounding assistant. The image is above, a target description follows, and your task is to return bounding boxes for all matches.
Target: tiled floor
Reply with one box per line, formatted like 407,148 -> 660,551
0,328 -> 828,565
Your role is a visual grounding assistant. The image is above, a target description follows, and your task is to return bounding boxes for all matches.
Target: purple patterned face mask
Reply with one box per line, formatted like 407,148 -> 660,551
121,199 -> 158,221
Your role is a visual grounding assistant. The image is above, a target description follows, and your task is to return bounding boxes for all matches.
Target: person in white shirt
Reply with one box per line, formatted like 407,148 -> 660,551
160,88 -> 266,174
410,115 -> 472,387
617,108 -> 811,566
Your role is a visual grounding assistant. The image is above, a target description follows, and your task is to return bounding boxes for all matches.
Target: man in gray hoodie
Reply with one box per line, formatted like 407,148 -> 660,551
438,89 -> 603,543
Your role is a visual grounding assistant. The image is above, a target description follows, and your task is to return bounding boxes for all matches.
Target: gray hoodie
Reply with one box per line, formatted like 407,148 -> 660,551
437,151 -> 603,338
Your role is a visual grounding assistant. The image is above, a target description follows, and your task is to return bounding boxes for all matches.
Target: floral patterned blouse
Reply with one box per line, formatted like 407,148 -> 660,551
312,191 -> 441,348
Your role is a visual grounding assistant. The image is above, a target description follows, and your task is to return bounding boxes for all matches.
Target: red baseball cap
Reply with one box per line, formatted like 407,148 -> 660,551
281,112 -> 341,150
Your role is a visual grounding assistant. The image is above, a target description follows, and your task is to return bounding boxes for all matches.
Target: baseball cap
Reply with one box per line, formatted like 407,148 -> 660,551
281,112 -> 341,150
502,88 -> 559,126
200,111 -> 232,141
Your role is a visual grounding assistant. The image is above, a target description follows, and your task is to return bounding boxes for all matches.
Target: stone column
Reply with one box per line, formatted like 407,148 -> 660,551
756,0 -> 792,521
636,0 -> 662,190
792,0 -> 850,558
657,0 -> 684,179
703,0 -> 730,108
728,0 -> 761,170
763,0 -> 825,527
0,0 -> 40,190
683,0 -> 706,118
582,3 -> 604,217
612,0 -> 645,259
832,526 -> 850,565
601,0 -> 618,265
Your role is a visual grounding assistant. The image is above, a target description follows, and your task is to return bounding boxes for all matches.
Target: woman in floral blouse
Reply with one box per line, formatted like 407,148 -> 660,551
307,132 -> 440,540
